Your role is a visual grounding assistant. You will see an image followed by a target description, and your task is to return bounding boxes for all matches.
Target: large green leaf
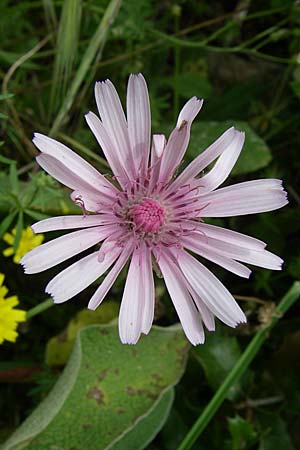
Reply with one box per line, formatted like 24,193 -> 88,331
45,302 -> 120,367
2,324 -> 189,450
187,121 -> 272,175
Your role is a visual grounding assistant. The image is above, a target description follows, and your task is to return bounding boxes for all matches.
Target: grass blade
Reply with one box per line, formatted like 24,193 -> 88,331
13,210 -> 24,252
42,0 -> 57,32
50,0 -> 82,116
50,0 -> 122,136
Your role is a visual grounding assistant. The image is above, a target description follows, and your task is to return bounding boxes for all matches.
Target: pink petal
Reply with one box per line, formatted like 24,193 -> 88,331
188,233 -> 283,270
140,243 -> 155,334
95,80 -> 135,178
32,215 -> 116,233
158,97 -> 203,184
199,179 -> 288,217
151,134 -> 166,162
20,226 -> 112,274
46,244 -> 122,304
85,111 -> 128,188
70,190 -> 113,213
182,236 -> 251,278
156,250 -> 205,345
36,153 -> 116,204
97,228 -> 126,262
199,131 -> 245,192
88,241 -> 133,311
149,134 -> 166,192
175,249 -> 246,327
195,222 -> 266,250
119,246 -> 147,344
182,282 -> 215,331
168,126 -> 237,193
33,133 -> 116,196
127,74 -> 151,176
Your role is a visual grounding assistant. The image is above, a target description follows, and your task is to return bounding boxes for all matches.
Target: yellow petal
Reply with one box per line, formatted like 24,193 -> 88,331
3,247 -> 14,257
3,233 -> 14,245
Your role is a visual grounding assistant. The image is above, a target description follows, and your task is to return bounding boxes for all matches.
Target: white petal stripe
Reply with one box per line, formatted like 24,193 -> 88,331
88,241 -> 133,311
182,237 -> 251,278
151,134 -> 166,162
183,282 -> 215,331
196,222 -> 266,250
46,246 -> 122,304
119,247 -> 144,344
199,131 -> 245,192
157,251 -> 205,345
188,234 -> 283,270
33,133 -> 116,194
20,226 -> 112,274
95,80 -> 134,178
199,179 -> 288,217
70,190 -> 113,213
36,154 -> 115,201
175,249 -> 246,327
127,74 -> 151,175
168,126 -> 237,193
140,244 -> 155,335
32,215 -> 117,233
159,97 -> 203,183
85,111 -> 128,187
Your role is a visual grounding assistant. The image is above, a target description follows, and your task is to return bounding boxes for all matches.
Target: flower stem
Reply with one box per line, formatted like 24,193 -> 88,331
177,282 -> 300,450
26,298 -> 54,319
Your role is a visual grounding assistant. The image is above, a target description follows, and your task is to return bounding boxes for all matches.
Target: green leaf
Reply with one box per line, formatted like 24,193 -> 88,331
258,413 -> 293,450
110,388 -> 174,450
24,209 -> 49,221
187,121 -> 272,175
0,154 -> 16,164
9,163 -> 19,193
13,211 -> 23,252
3,324 -> 189,450
193,330 -> 242,400
228,415 -> 257,450
0,211 -> 17,239
165,73 -> 212,99
0,93 -> 14,101
45,302 -> 120,367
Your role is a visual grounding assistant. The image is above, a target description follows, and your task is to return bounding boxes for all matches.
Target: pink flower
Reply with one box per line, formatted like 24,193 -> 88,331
21,74 -> 288,345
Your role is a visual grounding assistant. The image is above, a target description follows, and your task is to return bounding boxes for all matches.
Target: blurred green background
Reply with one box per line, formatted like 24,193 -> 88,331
0,1 -> 300,449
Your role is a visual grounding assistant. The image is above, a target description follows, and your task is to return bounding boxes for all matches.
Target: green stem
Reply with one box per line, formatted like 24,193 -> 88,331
26,298 -> 54,320
151,29 -> 294,64
177,282 -> 300,450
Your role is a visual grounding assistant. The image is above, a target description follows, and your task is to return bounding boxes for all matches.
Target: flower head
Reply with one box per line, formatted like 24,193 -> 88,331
0,273 -> 26,344
3,226 -> 44,264
21,74 -> 288,345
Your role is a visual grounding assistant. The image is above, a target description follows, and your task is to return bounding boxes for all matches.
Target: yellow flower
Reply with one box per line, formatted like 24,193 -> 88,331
0,273 -> 26,344
3,226 -> 44,264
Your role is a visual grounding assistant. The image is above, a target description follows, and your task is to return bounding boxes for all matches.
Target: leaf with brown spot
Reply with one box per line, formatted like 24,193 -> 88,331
3,324 -> 189,450
86,387 -> 105,406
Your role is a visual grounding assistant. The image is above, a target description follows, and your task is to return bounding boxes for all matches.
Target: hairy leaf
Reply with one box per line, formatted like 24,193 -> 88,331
3,324 -> 189,450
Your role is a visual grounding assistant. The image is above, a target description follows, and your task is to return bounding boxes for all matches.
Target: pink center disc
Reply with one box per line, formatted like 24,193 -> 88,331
129,198 -> 164,233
